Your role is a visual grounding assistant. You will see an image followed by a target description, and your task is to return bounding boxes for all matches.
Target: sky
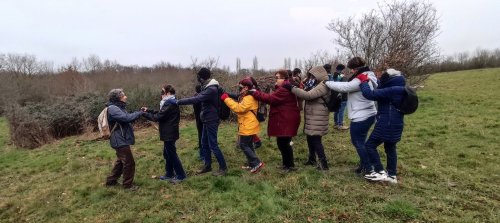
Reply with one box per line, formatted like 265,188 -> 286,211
1,0 -> 499,71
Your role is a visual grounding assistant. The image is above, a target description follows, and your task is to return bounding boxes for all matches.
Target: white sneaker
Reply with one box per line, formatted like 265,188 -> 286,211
384,175 -> 398,184
364,170 -> 387,181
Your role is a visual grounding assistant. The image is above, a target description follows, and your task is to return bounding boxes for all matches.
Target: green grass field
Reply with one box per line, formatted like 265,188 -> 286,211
0,69 -> 499,223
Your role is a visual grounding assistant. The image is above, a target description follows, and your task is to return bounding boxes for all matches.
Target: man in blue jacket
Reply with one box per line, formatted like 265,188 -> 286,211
177,68 -> 228,176
105,89 -> 144,190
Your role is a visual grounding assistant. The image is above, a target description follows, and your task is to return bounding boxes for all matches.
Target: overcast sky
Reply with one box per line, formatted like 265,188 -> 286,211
1,0 -> 499,70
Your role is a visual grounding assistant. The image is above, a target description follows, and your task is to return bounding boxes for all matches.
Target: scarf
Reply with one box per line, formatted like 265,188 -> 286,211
160,95 -> 176,109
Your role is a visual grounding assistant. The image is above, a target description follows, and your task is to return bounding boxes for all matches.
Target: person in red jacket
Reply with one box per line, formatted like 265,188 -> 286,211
249,69 -> 301,172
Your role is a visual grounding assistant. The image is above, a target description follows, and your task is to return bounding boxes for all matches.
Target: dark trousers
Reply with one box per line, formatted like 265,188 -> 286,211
239,135 -> 261,167
350,116 -> 375,171
277,137 -> 294,168
201,121 -> 227,170
196,118 -> 203,159
163,140 -> 186,179
365,136 -> 398,176
106,146 -> 135,188
306,135 -> 327,162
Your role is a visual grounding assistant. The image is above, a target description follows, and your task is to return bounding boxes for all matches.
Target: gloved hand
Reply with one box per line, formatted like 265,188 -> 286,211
356,74 -> 369,83
220,93 -> 229,101
282,83 -> 293,91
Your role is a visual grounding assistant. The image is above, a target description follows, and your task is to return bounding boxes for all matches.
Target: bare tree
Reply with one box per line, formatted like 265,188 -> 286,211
83,54 -> 102,73
236,57 -> 241,73
252,56 -> 258,71
327,0 -> 440,84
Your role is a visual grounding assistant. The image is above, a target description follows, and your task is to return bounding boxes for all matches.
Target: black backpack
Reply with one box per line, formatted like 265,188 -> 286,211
217,87 -> 231,120
251,101 -> 267,122
397,86 -> 419,115
322,90 -> 342,113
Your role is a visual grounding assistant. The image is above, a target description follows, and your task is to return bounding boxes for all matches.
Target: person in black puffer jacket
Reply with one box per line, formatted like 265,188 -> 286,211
143,84 -> 186,184
105,88 -> 144,190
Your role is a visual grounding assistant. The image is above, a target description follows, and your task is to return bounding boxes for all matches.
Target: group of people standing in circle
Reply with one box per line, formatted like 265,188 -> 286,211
103,56 -> 408,190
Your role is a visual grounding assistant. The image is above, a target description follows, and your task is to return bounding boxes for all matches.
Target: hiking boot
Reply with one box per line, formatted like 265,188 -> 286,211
384,175 -> 398,184
196,166 -> 212,175
212,169 -> 227,176
250,162 -> 265,173
105,181 -> 119,187
364,170 -> 387,181
282,166 -> 297,173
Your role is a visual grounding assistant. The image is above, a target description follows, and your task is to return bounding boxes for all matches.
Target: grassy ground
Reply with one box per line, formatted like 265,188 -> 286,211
0,68 -> 499,223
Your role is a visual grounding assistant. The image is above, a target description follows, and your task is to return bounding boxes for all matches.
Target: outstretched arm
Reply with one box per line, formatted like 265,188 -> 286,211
223,96 -> 253,113
252,89 -> 287,106
108,106 -> 143,123
325,79 -> 361,93
291,83 -> 329,100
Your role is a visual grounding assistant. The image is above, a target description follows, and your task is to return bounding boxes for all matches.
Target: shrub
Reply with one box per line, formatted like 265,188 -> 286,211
6,105 -> 53,149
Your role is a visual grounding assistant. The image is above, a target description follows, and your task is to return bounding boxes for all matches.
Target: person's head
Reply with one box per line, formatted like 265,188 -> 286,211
347,57 -> 366,72
287,69 -> 293,78
323,64 -> 332,74
108,88 -> 127,103
380,68 -> 405,88
239,77 -> 254,95
197,67 -> 211,83
335,64 -> 346,73
274,69 -> 289,86
161,84 -> 175,98
292,68 -> 301,76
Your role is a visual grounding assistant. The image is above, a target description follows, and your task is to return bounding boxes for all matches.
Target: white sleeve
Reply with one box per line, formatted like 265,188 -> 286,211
325,79 -> 361,93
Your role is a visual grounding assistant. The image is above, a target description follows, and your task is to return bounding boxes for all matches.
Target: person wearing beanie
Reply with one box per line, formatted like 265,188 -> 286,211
356,68 -> 407,184
221,77 -> 265,173
284,66 -> 332,170
177,67 -> 228,176
142,85 -> 187,184
333,64 -> 349,130
249,69 -> 301,172
105,89 -> 145,190
324,57 -> 378,175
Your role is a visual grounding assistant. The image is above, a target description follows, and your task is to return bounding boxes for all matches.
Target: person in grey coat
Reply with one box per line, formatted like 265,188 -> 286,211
105,88 -> 144,190
283,66 -> 331,170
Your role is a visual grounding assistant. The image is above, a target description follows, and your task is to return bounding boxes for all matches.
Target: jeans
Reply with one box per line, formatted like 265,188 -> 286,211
106,146 -> 135,188
334,101 -> 347,126
239,135 -> 261,167
277,137 -> 294,168
350,115 -> 375,171
306,135 -> 327,162
365,136 -> 398,176
201,121 -> 227,170
163,140 -> 186,179
196,118 -> 203,160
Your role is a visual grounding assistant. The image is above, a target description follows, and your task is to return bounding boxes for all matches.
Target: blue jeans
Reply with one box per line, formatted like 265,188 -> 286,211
365,136 -> 398,176
163,141 -> 186,180
350,115 -> 375,171
239,135 -> 261,167
201,121 -> 227,170
334,101 -> 347,126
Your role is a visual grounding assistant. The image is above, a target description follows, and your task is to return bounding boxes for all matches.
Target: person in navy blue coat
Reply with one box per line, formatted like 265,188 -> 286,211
177,68 -> 228,176
356,69 -> 407,184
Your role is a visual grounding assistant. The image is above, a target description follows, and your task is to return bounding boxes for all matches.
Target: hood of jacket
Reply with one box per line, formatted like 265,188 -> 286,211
379,68 -> 405,88
203,78 -> 219,89
107,101 -> 126,109
309,66 -> 329,82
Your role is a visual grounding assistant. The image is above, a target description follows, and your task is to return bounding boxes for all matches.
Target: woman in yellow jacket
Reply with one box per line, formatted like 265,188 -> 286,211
220,77 -> 265,173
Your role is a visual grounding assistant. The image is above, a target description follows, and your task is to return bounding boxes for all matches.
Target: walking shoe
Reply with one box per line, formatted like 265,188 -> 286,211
250,162 -> 265,173
364,170 -> 387,181
196,166 -> 212,175
169,177 -> 185,184
384,175 -> 398,184
159,175 -> 173,181
282,166 -> 297,173
124,185 -> 139,191
241,165 -> 251,170
337,125 -> 349,130
212,169 -> 227,176
105,181 -> 119,187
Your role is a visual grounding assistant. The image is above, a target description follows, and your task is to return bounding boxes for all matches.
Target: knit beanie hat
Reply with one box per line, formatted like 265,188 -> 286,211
197,68 -> 211,82
239,78 -> 254,90
336,64 -> 346,71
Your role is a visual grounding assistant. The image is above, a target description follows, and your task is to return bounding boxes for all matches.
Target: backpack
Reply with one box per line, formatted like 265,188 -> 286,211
397,86 -> 419,115
217,87 -> 231,120
97,106 -> 118,139
251,101 -> 267,122
321,90 -> 342,112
